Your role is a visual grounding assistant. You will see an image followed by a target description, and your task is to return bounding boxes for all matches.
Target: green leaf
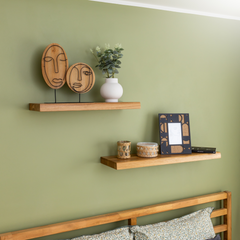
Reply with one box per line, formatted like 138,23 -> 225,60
105,49 -> 113,54
104,64 -> 112,69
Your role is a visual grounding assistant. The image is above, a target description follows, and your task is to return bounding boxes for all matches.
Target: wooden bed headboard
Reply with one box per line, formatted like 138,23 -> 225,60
0,191 -> 231,240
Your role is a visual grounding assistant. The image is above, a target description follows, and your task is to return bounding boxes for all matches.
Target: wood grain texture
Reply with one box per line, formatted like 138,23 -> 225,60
41,43 -> 68,89
214,224 -> 228,233
0,191 -> 229,240
29,102 -> 141,112
211,208 -> 227,218
101,152 -> 221,170
224,191 -> 232,240
66,63 -> 95,94
128,218 -> 137,225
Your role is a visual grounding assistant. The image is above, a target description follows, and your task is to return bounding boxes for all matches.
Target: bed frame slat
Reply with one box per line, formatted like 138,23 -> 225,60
128,218 -> 137,226
214,224 -> 228,233
211,208 -> 227,218
0,191 -> 231,240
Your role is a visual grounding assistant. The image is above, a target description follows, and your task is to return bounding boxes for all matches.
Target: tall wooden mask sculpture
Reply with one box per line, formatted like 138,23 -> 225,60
41,43 -> 69,89
66,63 -> 95,94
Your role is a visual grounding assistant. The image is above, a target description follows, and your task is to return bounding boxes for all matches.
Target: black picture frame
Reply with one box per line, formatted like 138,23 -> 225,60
158,113 -> 191,155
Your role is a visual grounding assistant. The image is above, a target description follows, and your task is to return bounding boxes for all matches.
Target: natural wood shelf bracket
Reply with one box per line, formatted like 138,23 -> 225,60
29,102 -> 141,112
101,152 -> 221,170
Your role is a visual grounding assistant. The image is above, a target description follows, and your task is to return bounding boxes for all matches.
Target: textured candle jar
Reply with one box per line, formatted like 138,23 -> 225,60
137,142 -> 159,158
117,141 -> 131,159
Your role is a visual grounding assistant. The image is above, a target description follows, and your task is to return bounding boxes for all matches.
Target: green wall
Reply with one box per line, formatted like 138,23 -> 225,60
1,0 -> 240,238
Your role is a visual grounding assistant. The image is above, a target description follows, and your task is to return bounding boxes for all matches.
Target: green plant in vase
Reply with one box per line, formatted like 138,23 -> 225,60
90,44 -> 124,102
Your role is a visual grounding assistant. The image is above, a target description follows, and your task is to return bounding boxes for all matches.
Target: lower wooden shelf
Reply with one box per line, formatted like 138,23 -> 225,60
101,152 -> 221,170
29,102 -> 141,112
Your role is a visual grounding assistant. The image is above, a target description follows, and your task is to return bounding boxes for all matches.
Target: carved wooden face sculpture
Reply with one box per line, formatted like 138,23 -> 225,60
41,43 -> 68,89
66,63 -> 95,94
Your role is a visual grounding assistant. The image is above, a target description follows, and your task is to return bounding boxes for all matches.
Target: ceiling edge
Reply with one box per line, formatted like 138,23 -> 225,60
89,0 -> 240,21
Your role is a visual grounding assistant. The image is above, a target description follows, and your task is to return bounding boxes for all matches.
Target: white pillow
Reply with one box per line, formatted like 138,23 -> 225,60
71,226 -> 133,240
130,207 -> 215,240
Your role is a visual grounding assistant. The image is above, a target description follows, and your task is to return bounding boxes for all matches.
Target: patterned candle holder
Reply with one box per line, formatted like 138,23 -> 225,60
137,142 -> 159,158
117,141 -> 131,159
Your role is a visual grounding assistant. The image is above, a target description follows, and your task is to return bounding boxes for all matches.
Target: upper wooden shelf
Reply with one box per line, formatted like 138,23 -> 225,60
101,152 -> 221,170
29,102 -> 141,112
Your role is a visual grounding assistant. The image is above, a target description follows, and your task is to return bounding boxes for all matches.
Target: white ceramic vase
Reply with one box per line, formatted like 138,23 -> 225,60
100,78 -> 123,102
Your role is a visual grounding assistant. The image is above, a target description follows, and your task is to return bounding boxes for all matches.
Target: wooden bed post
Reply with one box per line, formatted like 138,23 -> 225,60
224,191 -> 232,240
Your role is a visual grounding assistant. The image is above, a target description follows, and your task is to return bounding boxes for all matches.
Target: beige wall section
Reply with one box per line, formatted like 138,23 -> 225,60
0,0 -> 240,239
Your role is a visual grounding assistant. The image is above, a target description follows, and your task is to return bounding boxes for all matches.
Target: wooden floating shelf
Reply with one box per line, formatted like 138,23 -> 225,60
29,102 -> 141,112
101,152 -> 221,170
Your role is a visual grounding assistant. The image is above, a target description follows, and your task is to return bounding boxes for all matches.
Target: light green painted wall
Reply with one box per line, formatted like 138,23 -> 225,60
1,0 -> 240,238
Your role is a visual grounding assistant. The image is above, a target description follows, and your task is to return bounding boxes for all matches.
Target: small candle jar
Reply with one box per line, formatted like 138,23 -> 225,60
117,141 -> 131,159
137,142 -> 159,158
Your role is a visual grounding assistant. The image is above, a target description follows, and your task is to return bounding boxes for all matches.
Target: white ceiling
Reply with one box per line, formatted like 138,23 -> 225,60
90,0 -> 240,21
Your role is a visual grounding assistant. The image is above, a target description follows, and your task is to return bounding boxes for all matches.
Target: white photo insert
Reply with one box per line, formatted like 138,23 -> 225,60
168,122 -> 182,145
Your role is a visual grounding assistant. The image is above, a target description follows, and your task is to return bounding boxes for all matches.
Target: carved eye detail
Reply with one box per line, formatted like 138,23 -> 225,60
83,71 -> 92,76
44,57 -> 53,62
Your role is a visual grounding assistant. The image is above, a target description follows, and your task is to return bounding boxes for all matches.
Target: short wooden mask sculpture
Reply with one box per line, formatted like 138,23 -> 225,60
41,43 -> 69,89
66,63 -> 95,94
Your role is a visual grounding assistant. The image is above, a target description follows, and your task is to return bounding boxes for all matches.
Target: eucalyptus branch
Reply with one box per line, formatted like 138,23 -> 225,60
90,44 -> 124,78
92,53 -> 99,62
